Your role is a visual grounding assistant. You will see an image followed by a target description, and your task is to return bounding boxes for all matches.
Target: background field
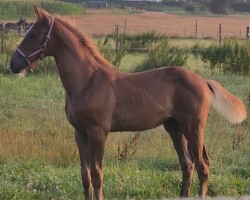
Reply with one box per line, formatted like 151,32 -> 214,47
0,7 -> 250,200
73,9 -> 250,39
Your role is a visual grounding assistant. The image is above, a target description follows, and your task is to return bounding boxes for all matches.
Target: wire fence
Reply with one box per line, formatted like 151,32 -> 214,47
76,14 -> 250,44
1,16 -> 250,53
86,21 -> 250,41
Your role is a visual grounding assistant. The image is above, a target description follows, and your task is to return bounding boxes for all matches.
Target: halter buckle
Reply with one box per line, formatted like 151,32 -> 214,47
41,45 -> 46,51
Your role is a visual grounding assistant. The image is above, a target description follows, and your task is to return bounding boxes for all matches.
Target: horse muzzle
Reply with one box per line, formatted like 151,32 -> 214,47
9,51 -> 29,73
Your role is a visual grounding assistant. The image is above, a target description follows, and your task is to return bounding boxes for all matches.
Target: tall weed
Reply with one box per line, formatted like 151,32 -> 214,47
96,37 -> 130,70
124,31 -> 168,49
132,37 -> 188,72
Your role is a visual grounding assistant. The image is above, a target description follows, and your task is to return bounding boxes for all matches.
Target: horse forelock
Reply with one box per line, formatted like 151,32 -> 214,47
52,14 -> 112,69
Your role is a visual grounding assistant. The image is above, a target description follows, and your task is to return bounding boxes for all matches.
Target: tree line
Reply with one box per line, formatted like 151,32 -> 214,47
161,0 -> 250,14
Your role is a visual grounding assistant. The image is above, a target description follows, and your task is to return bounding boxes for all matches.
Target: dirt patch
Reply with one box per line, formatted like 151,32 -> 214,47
72,9 -> 250,39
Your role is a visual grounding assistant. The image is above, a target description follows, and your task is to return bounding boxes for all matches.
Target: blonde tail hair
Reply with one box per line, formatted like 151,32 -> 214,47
207,79 -> 247,124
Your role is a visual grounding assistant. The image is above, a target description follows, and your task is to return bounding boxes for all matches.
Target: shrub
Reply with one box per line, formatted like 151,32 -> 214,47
96,37 -> 130,70
0,35 -> 23,74
192,38 -> 250,75
124,31 -> 168,49
184,2 -> 196,12
0,1 -> 85,19
132,37 -> 188,72
209,0 -> 229,14
32,57 -> 58,75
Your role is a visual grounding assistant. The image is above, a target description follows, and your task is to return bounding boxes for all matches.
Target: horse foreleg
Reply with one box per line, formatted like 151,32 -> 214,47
75,130 -> 93,200
88,128 -> 108,200
164,118 -> 195,197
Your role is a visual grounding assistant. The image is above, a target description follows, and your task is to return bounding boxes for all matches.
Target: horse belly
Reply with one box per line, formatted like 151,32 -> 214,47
111,105 -> 171,132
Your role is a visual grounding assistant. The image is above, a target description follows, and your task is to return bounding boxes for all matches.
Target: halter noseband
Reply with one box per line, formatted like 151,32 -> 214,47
16,17 -> 55,69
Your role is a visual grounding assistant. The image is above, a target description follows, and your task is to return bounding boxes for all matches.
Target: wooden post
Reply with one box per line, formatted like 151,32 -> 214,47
195,19 -> 198,39
219,24 -> 222,45
124,19 -> 126,37
246,26 -> 249,42
1,22 -> 3,53
115,24 -> 119,53
123,19 -> 126,44
184,26 -> 186,37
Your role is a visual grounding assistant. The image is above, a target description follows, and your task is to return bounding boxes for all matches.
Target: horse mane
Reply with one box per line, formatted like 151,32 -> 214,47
53,14 -> 113,69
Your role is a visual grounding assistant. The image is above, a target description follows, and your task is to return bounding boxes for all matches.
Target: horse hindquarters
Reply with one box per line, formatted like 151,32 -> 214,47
163,74 -> 211,198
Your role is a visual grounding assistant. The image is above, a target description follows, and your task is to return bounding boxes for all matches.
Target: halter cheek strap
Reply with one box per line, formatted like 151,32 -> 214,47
16,17 -> 55,69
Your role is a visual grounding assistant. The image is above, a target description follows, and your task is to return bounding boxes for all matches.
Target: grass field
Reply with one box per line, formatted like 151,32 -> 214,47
0,46 -> 249,199
0,6 -> 250,199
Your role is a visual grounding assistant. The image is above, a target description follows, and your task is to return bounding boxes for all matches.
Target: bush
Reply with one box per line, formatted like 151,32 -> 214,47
0,1 -> 85,19
192,38 -> 250,75
132,37 -> 187,72
209,0 -> 229,14
184,2 -> 196,12
96,37 -> 130,70
124,31 -> 168,49
0,35 -> 23,74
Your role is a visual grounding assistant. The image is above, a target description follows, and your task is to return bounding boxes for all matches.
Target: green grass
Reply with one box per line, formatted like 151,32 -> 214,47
0,0 -> 85,19
111,8 -> 144,15
0,37 -> 250,199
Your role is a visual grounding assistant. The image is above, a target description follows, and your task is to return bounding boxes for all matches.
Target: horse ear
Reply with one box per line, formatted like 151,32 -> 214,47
32,4 -> 51,22
32,4 -> 42,19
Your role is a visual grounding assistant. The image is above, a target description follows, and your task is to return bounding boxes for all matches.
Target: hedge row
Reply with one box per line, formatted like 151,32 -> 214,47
0,0 -> 85,19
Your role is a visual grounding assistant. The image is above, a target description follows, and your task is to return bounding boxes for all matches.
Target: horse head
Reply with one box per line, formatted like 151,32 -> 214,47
10,5 -> 54,73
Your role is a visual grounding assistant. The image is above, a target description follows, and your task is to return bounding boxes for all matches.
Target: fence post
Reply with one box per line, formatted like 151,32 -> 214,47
115,24 -> 119,53
1,22 -> 3,53
124,19 -> 126,37
246,26 -> 249,42
219,24 -> 222,45
195,19 -> 198,39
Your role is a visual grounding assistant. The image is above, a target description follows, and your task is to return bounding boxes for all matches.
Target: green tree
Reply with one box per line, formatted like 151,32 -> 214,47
209,0 -> 230,14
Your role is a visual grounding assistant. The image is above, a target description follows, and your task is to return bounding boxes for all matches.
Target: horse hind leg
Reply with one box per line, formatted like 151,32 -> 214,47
164,118 -> 195,197
184,125 -> 210,199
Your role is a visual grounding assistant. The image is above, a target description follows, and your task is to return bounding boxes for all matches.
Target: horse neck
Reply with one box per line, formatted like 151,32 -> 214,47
51,21 -> 102,98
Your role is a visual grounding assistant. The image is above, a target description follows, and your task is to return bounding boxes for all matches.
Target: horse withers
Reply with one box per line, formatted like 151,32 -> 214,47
9,5 -> 247,200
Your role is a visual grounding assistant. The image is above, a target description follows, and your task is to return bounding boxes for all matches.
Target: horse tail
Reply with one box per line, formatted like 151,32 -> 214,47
206,79 -> 247,124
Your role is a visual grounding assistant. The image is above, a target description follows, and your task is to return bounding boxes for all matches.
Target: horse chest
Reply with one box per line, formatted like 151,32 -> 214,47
65,100 -> 112,131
